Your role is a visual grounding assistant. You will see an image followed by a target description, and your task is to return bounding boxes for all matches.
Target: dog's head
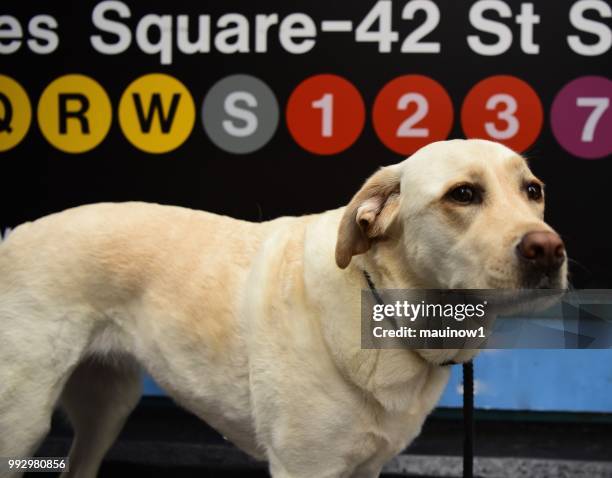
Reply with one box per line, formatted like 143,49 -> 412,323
335,139 -> 567,290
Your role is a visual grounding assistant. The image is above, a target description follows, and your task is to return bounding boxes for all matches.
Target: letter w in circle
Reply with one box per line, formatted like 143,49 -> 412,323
132,93 -> 181,133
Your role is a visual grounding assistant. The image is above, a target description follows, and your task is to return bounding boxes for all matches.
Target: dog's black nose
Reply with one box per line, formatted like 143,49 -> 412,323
517,231 -> 565,272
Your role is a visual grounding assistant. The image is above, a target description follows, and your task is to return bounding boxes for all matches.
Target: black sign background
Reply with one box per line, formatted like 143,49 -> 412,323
1,0 -> 611,286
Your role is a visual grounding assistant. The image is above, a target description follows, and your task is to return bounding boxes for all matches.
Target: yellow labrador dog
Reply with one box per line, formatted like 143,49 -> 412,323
0,139 -> 566,478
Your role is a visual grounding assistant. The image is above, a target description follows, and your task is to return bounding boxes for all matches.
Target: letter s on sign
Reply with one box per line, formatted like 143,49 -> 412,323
467,0 -> 513,56
91,0 -> 132,55
567,0 -> 612,56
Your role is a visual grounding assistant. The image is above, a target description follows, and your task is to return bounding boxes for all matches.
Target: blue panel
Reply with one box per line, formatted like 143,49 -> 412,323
143,375 -> 165,396
438,350 -> 612,412
142,350 -> 612,412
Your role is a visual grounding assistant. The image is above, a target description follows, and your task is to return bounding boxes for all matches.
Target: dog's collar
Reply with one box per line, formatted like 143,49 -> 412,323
362,270 -> 457,367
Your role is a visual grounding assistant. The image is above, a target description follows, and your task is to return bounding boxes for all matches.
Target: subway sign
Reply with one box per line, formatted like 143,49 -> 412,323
1,0 -> 611,286
1,1 -> 611,157
1,71 -> 610,157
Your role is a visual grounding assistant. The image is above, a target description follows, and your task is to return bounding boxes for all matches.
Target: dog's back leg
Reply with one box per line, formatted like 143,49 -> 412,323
0,385 -> 57,474
59,356 -> 142,478
0,315 -> 89,470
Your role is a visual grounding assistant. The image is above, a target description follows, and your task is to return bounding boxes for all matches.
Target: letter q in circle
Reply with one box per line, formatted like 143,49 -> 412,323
0,75 -> 32,152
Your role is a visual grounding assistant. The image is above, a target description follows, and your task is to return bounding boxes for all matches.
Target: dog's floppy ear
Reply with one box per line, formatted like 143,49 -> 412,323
335,166 -> 401,269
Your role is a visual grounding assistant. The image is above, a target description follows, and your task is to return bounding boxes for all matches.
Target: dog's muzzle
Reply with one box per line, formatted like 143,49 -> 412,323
516,230 -> 566,288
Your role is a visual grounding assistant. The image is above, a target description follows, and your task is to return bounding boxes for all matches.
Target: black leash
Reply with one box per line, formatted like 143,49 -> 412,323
463,361 -> 474,478
363,270 -> 474,478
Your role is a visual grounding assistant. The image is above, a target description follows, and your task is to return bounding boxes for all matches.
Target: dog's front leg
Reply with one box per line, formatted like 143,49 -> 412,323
350,465 -> 385,478
269,462 -> 347,478
348,454 -> 390,478
269,464 -> 349,478
267,447 -> 351,478
268,456 -> 383,478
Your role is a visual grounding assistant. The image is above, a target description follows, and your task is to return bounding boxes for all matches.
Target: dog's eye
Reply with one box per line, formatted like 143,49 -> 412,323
449,185 -> 478,204
526,182 -> 543,201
